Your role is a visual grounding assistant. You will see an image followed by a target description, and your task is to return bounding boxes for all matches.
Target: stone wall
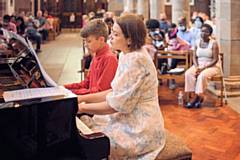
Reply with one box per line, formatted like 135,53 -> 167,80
216,0 -> 240,76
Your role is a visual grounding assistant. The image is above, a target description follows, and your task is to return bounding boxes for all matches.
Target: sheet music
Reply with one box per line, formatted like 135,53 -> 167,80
75,117 -> 94,135
3,86 -> 71,102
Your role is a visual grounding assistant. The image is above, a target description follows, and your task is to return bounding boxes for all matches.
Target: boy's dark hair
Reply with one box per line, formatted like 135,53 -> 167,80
146,19 -> 160,30
116,14 -> 146,51
80,19 -> 108,42
201,23 -> 213,35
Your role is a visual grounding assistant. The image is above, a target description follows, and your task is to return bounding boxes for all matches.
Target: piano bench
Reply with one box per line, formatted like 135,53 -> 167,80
155,130 -> 192,160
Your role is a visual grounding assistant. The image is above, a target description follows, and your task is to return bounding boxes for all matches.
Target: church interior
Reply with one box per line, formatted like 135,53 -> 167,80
0,0 -> 240,160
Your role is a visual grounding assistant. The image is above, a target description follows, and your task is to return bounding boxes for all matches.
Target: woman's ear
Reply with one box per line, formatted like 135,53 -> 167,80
127,38 -> 131,47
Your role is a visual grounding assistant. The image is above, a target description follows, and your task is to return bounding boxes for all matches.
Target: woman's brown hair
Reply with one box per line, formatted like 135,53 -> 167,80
116,14 -> 146,51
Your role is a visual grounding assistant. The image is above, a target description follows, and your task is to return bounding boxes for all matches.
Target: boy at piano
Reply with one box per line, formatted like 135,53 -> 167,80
77,14 -> 166,160
64,19 -> 118,95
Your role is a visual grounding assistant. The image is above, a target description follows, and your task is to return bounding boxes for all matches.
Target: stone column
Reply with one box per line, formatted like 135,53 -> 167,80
38,0 -> 41,11
31,0 -> 35,14
136,0 -> 149,20
171,0 -> 190,25
108,0 -> 124,16
216,0 -> 240,76
124,0 -> 136,13
149,0 -> 165,19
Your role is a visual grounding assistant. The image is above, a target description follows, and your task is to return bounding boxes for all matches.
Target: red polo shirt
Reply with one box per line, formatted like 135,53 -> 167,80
64,44 -> 118,95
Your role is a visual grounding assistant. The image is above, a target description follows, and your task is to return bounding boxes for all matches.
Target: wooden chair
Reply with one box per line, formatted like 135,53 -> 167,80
154,50 -> 193,83
78,40 -> 90,81
208,53 -> 227,106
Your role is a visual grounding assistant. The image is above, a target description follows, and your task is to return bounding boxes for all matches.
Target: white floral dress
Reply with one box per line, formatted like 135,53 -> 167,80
92,48 -> 166,159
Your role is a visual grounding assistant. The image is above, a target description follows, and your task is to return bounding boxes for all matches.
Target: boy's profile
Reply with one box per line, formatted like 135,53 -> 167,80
64,19 -> 118,95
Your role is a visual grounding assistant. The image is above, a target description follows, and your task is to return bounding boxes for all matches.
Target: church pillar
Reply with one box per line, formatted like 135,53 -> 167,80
123,0 -> 136,13
136,0 -> 149,20
108,0 -> 124,16
171,0 -> 190,25
31,0 -> 35,15
216,0 -> 240,76
149,0 -> 165,19
38,0 -> 41,11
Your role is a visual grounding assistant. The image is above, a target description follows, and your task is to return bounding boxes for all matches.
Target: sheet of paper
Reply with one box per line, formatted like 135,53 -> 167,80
75,117 -> 94,135
3,86 -> 70,102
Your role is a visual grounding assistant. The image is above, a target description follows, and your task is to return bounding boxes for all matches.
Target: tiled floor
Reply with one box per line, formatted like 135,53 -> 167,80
38,31 -> 83,85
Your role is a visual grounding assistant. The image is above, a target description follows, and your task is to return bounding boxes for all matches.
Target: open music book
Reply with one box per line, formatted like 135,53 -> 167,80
3,86 -> 71,102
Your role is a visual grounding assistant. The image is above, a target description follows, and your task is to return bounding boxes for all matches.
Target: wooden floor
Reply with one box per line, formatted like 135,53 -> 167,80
159,81 -> 240,160
39,32 -> 240,160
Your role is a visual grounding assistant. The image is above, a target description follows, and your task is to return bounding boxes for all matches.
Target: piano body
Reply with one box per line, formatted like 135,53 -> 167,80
0,29 -> 110,160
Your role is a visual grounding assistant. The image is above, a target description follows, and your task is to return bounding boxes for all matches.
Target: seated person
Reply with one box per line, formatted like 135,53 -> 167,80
36,10 -> 49,41
64,19 -> 118,95
77,14 -> 165,159
185,24 -> 220,108
177,17 -> 194,48
145,19 -> 167,74
167,23 -> 191,89
25,16 -> 42,53
2,14 -> 17,33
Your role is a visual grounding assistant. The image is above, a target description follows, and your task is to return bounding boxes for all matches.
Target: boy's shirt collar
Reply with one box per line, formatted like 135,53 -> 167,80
95,44 -> 110,57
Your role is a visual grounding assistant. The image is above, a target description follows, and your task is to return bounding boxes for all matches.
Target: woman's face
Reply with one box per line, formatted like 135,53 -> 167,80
110,22 -> 129,53
201,26 -> 210,40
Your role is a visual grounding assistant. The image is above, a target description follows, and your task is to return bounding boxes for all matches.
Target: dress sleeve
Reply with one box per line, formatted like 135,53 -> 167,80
106,56 -> 149,113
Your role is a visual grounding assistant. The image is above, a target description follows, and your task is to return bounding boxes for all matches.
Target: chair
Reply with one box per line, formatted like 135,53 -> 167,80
154,50 -> 193,84
78,40 -> 90,80
208,53 -> 227,106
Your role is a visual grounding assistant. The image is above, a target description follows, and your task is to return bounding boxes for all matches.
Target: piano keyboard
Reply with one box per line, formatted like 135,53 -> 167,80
75,117 -> 94,135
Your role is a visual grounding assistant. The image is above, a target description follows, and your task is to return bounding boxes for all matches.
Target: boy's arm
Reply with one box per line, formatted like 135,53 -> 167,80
64,73 -> 90,89
90,56 -> 118,93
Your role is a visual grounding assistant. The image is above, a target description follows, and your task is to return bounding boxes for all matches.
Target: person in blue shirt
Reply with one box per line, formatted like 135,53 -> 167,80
177,17 -> 194,48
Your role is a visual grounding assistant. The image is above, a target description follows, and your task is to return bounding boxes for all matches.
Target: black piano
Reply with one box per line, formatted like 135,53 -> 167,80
0,29 -> 110,160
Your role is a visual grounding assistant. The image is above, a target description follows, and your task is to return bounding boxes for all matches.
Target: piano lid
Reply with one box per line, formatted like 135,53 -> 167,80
0,28 -> 58,102
0,28 -> 57,87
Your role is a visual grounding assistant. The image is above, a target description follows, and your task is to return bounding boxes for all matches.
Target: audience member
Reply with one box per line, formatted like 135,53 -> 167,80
64,19 -> 118,95
185,24 -> 220,108
167,23 -> 191,89
190,16 -> 204,47
25,16 -> 42,53
16,16 -> 26,35
159,13 -> 170,34
36,10 -> 49,41
177,17 -> 194,47
2,15 -> 17,33
77,14 -> 165,159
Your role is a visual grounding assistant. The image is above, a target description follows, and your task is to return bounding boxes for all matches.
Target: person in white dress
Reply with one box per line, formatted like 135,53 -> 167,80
185,23 -> 220,108
77,14 -> 166,159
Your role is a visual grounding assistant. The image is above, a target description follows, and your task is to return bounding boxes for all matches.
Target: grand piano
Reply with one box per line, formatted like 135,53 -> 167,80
0,29 -> 110,160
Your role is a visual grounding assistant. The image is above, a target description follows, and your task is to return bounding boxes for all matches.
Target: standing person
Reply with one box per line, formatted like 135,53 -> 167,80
69,12 -> 76,31
185,24 -> 220,108
64,19 -> 118,95
77,14 -> 165,159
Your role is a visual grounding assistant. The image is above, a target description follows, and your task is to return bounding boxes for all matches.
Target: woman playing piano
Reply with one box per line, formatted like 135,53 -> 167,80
77,14 -> 166,160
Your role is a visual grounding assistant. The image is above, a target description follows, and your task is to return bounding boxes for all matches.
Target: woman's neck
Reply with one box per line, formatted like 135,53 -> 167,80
202,37 -> 210,43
